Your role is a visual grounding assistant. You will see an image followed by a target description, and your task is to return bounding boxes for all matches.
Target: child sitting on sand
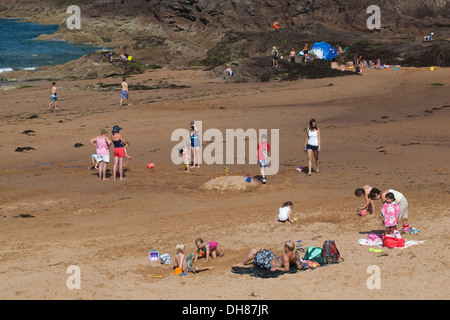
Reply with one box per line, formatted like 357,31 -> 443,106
278,201 -> 295,224
381,192 -> 401,235
194,238 -> 224,263
172,243 -> 213,274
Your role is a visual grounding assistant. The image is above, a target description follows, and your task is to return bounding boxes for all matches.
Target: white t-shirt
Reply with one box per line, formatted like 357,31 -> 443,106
278,207 -> 291,221
307,129 -> 319,146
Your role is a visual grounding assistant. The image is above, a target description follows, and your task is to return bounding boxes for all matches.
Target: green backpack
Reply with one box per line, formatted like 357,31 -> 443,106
303,246 -> 324,265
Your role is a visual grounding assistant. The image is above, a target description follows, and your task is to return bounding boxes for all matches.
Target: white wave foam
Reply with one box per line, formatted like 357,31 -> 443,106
0,68 -> 13,74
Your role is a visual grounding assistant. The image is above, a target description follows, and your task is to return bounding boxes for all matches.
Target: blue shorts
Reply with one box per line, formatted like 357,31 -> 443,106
306,144 -> 319,152
258,160 -> 269,168
121,90 -> 129,99
51,94 -> 58,101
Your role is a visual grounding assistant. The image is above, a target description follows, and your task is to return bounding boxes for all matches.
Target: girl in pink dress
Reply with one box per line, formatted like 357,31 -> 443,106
381,192 -> 401,235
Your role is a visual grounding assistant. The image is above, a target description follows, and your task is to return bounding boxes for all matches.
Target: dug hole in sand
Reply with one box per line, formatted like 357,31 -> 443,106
200,176 -> 258,192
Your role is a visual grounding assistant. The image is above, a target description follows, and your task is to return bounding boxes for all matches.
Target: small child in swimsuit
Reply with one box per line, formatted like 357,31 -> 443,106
172,243 -> 212,274
194,238 -> 224,263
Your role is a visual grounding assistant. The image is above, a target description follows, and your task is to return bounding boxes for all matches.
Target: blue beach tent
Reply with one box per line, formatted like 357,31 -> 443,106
311,42 -> 338,60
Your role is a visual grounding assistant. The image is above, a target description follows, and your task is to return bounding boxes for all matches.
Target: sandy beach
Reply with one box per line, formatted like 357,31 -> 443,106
0,65 -> 449,300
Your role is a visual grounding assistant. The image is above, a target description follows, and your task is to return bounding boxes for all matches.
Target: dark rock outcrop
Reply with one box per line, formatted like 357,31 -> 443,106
1,0 -> 449,81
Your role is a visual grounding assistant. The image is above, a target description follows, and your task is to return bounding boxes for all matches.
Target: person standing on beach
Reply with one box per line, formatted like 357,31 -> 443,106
120,77 -> 130,107
272,46 -> 279,68
303,44 -> 309,62
111,125 -> 127,181
48,82 -> 58,109
90,128 -> 112,181
303,119 -> 321,175
289,48 -> 296,63
257,134 -> 270,184
190,121 -> 201,168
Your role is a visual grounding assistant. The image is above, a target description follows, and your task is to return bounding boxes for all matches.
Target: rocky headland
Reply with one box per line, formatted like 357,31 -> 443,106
1,0 -> 449,82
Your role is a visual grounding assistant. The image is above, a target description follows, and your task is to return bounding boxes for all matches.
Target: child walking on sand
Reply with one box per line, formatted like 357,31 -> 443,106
278,201 -> 295,224
48,82 -> 58,109
381,192 -> 401,235
257,134 -> 270,184
194,238 -> 224,263
172,243 -> 213,274
120,77 -> 130,107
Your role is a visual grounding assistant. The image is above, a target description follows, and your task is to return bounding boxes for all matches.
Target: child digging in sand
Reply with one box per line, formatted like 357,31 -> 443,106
172,243 -> 213,274
278,201 -> 295,224
194,238 -> 224,263
354,185 -> 374,216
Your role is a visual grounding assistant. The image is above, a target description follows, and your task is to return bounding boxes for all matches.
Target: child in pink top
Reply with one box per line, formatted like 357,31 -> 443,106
194,238 -> 224,263
381,192 -> 401,235
257,134 -> 270,184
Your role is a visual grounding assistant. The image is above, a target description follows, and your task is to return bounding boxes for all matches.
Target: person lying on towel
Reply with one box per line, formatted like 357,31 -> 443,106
234,241 -> 301,271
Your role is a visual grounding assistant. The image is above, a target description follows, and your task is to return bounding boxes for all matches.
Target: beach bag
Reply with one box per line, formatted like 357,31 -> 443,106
160,253 -> 171,264
323,240 -> 340,264
303,246 -> 324,265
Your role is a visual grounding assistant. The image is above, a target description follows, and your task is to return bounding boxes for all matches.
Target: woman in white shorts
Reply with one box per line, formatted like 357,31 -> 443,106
90,129 -> 112,181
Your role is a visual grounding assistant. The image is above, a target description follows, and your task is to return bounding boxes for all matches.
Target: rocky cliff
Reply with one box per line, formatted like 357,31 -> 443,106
1,0 -> 449,81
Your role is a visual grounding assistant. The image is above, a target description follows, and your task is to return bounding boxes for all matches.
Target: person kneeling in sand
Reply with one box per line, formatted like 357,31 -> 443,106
172,243 -> 213,274
194,238 -> 224,263
235,240 -> 301,272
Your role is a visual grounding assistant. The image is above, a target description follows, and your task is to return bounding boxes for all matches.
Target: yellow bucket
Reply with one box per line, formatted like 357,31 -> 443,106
128,56 -> 132,61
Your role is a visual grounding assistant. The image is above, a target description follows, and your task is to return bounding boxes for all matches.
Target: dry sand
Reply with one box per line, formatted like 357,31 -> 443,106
0,66 -> 449,300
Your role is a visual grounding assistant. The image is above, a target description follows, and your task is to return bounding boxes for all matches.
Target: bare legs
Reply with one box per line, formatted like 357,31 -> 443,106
191,147 -> 201,168
307,149 -> 319,175
98,161 -> 109,181
234,248 -> 262,266
113,157 -> 125,180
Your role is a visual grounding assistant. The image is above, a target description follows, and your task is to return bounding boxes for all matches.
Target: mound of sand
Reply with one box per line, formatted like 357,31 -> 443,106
200,176 -> 258,192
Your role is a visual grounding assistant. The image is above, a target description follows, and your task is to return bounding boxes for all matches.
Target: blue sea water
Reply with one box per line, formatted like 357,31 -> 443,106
0,18 -> 110,74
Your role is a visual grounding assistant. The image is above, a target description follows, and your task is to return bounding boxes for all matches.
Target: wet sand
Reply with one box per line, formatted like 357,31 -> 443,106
0,66 -> 449,300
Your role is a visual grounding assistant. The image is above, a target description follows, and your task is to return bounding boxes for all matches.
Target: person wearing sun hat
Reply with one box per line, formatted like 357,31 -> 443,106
111,125 -> 127,181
